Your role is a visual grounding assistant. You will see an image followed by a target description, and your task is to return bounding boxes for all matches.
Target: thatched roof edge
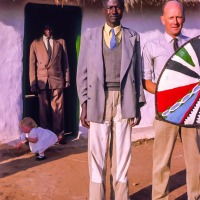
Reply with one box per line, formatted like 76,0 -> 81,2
55,0 -> 200,8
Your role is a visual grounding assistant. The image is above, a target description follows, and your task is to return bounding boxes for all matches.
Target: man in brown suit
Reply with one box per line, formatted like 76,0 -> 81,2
29,24 -> 70,143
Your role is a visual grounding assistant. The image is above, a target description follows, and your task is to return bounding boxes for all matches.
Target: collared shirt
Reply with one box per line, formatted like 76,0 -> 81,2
103,23 -> 122,48
43,35 -> 53,50
142,32 -> 190,83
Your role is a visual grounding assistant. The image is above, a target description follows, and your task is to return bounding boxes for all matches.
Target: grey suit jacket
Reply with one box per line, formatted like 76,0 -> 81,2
77,25 -> 146,123
29,37 -> 70,90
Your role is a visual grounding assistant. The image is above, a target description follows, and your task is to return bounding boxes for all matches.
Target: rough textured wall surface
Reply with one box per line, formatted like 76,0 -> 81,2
0,3 -> 24,143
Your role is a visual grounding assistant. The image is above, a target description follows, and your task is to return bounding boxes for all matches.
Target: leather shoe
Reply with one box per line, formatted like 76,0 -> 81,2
36,156 -> 46,161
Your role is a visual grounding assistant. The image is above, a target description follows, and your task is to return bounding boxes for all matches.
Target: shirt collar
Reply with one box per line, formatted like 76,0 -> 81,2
164,32 -> 183,43
104,23 -> 121,35
43,35 -> 53,40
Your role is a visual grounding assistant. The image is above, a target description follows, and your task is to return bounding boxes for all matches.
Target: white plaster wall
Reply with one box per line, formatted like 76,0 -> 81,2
0,2 -> 24,143
0,2 -> 199,143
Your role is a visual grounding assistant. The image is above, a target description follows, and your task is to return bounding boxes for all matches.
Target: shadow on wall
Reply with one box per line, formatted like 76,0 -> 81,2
0,0 -> 25,32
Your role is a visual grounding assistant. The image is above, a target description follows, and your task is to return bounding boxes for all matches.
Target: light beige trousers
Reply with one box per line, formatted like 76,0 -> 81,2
88,91 -> 132,200
152,119 -> 200,200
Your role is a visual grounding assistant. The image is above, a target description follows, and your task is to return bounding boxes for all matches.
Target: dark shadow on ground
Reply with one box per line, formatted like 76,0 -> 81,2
175,193 -> 187,200
0,135 -> 87,178
169,170 -> 186,193
130,185 -> 152,200
130,170 -> 186,200
0,140 -> 30,163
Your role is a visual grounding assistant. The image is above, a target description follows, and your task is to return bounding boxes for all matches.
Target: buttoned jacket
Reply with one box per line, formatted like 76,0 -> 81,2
77,25 -> 146,123
29,37 -> 70,89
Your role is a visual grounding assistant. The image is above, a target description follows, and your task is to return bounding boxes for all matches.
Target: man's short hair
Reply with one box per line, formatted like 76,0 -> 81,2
162,0 -> 185,16
102,0 -> 125,9
43,24 -> 53,32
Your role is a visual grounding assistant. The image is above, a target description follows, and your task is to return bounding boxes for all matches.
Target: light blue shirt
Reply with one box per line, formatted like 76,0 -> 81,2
142,32 -> 190,83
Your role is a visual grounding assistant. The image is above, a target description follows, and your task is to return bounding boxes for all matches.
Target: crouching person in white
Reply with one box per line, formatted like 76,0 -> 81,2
16,117 -> 58,161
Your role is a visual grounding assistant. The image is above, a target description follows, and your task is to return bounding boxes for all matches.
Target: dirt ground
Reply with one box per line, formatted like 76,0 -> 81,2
0,136 -> 187,200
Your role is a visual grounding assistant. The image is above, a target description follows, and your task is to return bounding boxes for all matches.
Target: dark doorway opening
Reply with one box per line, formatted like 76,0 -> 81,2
23,3 -> 82,136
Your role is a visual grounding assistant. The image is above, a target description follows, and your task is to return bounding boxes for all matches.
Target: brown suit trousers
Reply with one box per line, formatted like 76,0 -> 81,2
38,87 -> 64,135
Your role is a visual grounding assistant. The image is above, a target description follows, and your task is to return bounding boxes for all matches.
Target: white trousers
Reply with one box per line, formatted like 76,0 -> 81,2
88,91 -> 132,200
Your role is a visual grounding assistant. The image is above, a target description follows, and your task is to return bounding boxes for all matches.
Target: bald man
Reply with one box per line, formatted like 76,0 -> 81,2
142,1 -> 200,199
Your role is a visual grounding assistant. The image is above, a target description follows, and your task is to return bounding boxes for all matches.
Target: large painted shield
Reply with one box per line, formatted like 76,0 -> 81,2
156,35 -> 200,127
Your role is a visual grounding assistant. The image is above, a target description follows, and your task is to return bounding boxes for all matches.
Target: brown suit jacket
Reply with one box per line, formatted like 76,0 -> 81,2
29,37 -> 70,90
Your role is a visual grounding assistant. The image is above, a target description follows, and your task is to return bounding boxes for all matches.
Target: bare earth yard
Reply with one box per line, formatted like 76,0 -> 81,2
0,136 -> 187,200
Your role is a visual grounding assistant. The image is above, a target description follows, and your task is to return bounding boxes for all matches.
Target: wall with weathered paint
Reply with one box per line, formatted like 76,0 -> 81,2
0,2 -> 25,143
0,1 -> 199,143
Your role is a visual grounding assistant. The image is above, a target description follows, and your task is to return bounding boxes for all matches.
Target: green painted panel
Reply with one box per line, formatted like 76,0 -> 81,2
176,48 -> 195,67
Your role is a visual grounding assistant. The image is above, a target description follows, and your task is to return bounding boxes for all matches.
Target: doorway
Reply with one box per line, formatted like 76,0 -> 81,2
22,3 -> 82,136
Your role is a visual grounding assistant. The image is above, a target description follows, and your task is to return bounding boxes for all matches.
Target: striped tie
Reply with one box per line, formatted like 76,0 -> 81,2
173,38 -> 179,52
47,38 -> 52,61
